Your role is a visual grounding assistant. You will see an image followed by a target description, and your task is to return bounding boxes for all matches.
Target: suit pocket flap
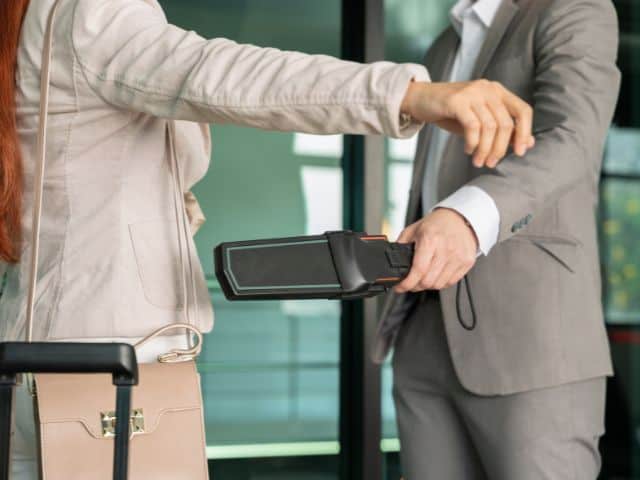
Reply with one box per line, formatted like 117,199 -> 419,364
513,235 -> 580,273
530,240 -> 577,273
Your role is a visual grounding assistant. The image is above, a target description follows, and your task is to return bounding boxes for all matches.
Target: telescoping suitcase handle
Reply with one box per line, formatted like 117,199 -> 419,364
0,342 -> 139,480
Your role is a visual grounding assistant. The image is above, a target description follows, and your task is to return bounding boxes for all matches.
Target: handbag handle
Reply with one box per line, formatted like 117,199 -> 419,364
134,323 -> 203,363
26,0 -> 201,358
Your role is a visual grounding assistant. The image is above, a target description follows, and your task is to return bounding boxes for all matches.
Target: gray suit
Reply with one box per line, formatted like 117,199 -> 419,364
378,0 -> 622,478
375,0 -> 621,396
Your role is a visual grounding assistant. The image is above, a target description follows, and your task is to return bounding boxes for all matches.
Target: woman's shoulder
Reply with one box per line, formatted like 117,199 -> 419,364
70,0 -> 166,60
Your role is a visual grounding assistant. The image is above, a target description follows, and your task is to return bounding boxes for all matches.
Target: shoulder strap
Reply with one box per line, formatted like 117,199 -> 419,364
25,0 -> 61,342
26,0 -> 199,344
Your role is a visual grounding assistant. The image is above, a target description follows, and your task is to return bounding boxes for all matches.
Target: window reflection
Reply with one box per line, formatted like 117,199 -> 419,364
301,166 -> 343,234
159,2 -> 342,472
605,127 -> 640,176
294,133 -> 343,158
601,178 -> 640,323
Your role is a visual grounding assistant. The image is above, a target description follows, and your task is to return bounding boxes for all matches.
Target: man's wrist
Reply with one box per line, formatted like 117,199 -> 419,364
432,185 -> 500,255
433,207 -> 480,252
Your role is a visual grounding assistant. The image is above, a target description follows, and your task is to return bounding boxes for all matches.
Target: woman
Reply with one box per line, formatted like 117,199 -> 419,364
0,0 -> 533,477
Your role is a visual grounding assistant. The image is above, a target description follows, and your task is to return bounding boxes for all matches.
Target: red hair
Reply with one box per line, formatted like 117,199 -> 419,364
0,1 -> 30,263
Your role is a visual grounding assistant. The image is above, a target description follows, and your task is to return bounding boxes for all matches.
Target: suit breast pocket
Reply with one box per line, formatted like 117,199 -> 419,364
129,220 -> 184,310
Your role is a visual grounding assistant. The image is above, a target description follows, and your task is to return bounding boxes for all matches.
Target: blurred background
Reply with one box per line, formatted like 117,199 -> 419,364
159,1 -> 640,478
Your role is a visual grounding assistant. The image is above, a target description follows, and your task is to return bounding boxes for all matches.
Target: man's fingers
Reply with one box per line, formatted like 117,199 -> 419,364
395,242 -> 436,293
486,101 -> 514,168
397,222 -> 418,244
503,90 -> 534,156
471,104 -> 498,168
430,261 -> 457,290
416,255 -> 447,291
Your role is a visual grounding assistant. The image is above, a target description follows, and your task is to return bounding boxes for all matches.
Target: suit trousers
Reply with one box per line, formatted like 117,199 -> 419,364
392,297 -> 606,480
10,334 -> 190,480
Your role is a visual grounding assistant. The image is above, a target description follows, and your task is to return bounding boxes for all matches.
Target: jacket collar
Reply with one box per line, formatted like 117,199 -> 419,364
450,0 -> 503,33
471,0 -> 520,78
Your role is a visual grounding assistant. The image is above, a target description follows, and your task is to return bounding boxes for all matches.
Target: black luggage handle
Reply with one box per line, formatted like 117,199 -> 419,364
0,343 -> 138,385
0,343 -> 138,480
215,230 -> 415,301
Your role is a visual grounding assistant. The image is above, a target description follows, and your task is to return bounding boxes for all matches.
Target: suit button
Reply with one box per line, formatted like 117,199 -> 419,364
511,222 -> 521,233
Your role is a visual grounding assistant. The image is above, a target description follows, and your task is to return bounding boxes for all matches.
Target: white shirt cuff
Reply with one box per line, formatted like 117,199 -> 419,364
433,185 -> 500,256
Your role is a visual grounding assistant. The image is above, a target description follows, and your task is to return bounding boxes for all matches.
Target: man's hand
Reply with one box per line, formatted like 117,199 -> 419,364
401,80 -> 535,168
394,209 -> 478,292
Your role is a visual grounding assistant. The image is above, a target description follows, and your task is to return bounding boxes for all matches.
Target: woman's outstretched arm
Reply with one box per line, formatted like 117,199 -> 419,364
71,0 -> 532,162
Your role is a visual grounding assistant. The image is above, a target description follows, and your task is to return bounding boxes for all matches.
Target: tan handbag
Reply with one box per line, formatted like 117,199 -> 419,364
24,2 -> 209,479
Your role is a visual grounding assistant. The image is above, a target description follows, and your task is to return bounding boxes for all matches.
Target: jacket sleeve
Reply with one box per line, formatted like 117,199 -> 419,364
70,0 -> 429,138
467,0 -> 621,242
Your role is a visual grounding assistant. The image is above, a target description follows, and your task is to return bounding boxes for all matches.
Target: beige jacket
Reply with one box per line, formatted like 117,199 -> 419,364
0,0 -> 428,340
376,0 -> 620,396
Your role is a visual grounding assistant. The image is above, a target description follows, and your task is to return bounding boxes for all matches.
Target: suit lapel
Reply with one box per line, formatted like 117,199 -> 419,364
406,28 -> 459,224
470,0 -> 520,78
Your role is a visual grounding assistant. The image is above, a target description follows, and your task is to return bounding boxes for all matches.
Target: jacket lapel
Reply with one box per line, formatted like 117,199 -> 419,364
406,28 -> 459,224
470,0 -> 520,78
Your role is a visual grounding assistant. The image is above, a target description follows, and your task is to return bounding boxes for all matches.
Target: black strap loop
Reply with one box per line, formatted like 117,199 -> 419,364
456,275 -> 477,331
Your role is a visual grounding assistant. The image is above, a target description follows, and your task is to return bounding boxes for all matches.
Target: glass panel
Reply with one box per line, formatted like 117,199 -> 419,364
600,2 -> 640,478
381,0 -> 455,452
158,1 -> 342,475
604,128 -> 640,176
600,179 -> 640,323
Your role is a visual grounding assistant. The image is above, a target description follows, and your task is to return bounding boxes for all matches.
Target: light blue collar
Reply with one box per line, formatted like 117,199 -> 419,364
450,0 -> 503,35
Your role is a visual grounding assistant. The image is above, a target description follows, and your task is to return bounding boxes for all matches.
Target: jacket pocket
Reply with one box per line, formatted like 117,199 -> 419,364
129,220 -> 184,310
510,234 -> 581,273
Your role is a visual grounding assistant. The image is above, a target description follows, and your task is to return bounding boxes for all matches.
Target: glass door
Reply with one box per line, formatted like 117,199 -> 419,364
158,2 -> 343,478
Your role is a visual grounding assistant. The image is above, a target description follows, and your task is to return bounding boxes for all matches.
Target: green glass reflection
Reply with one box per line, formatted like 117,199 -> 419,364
158,0 -> 342,460
600,178 -> 640,322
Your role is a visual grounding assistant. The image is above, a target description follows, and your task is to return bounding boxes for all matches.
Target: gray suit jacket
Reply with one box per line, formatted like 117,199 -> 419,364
374,0 -> 621,396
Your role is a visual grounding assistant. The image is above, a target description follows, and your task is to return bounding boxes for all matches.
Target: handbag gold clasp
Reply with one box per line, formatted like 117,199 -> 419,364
101,408 -> 145,438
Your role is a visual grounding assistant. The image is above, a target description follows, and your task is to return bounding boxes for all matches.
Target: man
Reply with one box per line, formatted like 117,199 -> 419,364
375,0 -> 621,478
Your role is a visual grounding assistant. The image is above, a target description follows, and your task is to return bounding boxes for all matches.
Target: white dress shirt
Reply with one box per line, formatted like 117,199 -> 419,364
422,0 -> 502,255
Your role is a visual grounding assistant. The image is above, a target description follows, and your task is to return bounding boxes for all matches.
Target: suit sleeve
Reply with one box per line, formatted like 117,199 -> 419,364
467,0 -> 621,242
70,0 -> 429,138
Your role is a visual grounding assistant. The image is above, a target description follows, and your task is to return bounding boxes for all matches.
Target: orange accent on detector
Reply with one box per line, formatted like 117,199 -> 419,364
361,235 -> 388,241
376,277 -> 401,283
